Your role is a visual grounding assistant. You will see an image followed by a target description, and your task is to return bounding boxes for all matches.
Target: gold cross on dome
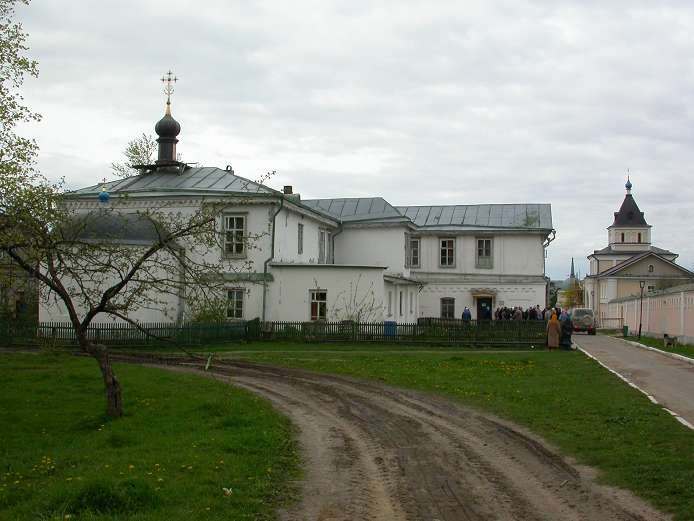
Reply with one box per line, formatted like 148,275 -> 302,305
161,69 -> 178,103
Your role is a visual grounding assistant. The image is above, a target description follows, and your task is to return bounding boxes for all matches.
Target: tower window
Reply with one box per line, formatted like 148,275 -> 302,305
638,232 -> 642,243
621,232 -> 625,243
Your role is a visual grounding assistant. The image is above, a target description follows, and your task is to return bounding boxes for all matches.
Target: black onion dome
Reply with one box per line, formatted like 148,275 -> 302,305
155,106 -> 181,138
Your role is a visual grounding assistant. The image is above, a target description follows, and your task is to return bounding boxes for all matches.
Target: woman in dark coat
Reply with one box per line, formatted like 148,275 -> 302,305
547,313 -> 561,351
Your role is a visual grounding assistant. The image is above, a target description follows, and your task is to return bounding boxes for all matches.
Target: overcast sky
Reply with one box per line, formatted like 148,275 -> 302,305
16,0 -> 694,279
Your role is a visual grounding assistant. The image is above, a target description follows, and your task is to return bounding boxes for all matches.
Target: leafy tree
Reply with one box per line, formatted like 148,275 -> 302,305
110,133 -> 157,178
0,1 -> 267,417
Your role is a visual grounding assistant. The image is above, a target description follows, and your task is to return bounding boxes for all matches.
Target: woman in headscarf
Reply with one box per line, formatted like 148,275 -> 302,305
547,312 -> 561,351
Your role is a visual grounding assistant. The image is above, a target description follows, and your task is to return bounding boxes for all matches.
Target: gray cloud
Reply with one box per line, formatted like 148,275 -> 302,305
16,0 -> 694,279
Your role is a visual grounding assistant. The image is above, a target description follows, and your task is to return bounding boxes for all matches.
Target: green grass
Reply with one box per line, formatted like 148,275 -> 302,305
0,353 -> 298,521
623,335 -> 694,360
227,345 -> 694,521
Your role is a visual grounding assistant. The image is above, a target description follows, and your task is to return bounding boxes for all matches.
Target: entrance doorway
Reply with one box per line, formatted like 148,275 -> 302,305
476,297 -> 493,320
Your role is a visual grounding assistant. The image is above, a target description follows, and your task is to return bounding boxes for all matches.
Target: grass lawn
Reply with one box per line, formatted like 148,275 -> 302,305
0,353 -> 297,521
623,335 -> 694,360
226,344 -> 694,521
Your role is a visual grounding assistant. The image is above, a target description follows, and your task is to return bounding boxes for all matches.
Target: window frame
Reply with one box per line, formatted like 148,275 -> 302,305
439,238 -> 455,268
226,288 -> 244,320
475,237 -> 493,269
440,297 -> 455,319
297,223 -> 304,255
309,289 -> 327,321
223,213 -> 247,258
408,237 -> 421,268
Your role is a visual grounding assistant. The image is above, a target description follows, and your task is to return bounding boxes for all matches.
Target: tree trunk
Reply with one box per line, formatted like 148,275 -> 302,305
87,343 -> 123,418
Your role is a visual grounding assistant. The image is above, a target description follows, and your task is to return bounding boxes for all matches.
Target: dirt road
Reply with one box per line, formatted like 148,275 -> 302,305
576,334 -> 694,427
164,359 -> 668,521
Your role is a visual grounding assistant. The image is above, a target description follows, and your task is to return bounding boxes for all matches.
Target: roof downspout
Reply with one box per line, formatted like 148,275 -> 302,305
330,223 -> 344,263
262,197 -> 284,322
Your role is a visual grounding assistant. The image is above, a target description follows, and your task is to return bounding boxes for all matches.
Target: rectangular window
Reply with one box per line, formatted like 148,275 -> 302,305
476,238 -> 493,268
399,291 -> 403,316
224,215 -> 246,257
439,238 -> 455,267
637,232 -> 642,243
409,291 -> 413,314
310,290 -> 327,321
409,238 -> 420,268
440,297 -> 455,319
387,291 -> 393,316
298,223 -> 304,254
226,289 -> 244,319
318,230 -> 326,263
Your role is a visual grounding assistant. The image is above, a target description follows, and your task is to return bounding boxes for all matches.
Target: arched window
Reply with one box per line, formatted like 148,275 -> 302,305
648,264 -> 654,273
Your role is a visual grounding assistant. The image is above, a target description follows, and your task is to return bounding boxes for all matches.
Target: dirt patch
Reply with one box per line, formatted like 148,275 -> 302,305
153,358 -> 670,521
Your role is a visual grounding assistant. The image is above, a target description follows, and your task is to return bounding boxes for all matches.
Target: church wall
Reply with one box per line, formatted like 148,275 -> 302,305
273,207 -> 334,264
334,226 -> 409,277
266,266 -> 385,322
383,281 -> 419,323
418,283 -> 546,320
413,233 -> 544,276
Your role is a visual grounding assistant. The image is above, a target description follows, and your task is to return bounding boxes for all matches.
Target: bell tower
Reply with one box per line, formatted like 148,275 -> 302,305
607,177 -> 651,251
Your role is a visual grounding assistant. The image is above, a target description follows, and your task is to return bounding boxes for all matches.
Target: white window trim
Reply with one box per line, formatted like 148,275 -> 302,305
223,213 -> 247,259
226,288 -> 244,320
409,237 -> 421,268
475,237 -> 493,269
439,237 -> 455,268
310,289 -> 327,321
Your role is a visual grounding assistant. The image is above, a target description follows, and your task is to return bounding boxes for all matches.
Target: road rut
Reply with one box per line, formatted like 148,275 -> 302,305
165,359 -> 669,521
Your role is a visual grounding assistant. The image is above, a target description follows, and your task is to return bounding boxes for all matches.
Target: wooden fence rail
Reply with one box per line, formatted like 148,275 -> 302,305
0,318 -> 548,348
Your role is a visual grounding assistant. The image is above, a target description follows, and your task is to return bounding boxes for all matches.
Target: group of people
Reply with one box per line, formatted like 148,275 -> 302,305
492,305 -> 548,321
459,304 -> 574,350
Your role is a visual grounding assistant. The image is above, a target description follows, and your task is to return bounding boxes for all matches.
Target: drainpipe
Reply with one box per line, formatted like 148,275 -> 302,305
262,197 -> 284,322
330,223 -> 344,263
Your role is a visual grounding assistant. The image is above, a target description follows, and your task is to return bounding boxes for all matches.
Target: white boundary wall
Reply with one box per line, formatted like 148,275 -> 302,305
607,284 -> 694,343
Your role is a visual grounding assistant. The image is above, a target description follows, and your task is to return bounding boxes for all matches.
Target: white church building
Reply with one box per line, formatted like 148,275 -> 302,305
43,98 -> 554,324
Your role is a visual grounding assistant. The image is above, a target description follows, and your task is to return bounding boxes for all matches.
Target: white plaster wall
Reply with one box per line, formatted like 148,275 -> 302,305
414,234 -> 545,276
266,266 -> 385,322
274,207 -> 333,264
384,282 -> 420,322
334,227 -> 409,276
418,283 -> 546,319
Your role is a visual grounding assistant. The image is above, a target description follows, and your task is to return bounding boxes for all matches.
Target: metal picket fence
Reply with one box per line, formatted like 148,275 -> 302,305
1,318 -> 548,348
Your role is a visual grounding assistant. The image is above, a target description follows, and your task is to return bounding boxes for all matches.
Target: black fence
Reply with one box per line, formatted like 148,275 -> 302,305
248,318 -> 548,347
0,318 -> 548,348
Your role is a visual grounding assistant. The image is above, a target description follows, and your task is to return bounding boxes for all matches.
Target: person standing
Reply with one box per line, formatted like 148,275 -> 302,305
462,307 -> 472,322
547,313 -> 561,351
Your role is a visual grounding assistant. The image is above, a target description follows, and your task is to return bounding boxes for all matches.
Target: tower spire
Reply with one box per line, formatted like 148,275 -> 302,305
155,70 -> 181,167
625,170 -> 632,194
570,257 -> 575,279
161,69 -> 177,115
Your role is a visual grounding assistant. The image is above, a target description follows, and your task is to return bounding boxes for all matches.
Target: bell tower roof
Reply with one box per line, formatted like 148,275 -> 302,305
610,178 -> 649,228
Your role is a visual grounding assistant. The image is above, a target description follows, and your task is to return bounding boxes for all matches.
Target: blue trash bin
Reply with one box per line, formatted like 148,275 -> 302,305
384,321 -> 397,338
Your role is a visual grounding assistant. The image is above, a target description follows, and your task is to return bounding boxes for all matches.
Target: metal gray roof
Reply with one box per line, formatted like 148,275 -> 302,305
63,211 -> 165,244
592,245 -> 674,256
302,198 -> 409,223
396,204 -> 552,230
69,167 -> 277,197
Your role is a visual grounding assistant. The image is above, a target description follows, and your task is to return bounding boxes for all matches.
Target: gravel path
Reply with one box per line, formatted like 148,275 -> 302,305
575,334 -> 694,427
161,359 -> 669,521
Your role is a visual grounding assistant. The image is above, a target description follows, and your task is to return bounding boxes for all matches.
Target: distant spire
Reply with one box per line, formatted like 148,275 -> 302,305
625,170 -> 632,194
570,257 -> 575,279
